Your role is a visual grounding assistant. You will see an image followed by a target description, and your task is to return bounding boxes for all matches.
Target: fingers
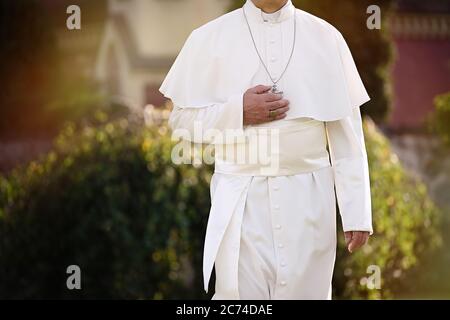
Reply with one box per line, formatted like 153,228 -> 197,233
344,231 -> 353,246
262,92 -> 284,102
243,85 -> 289,125
269,106 -> 289,118
249,84 -> 283,101
273,112 -> 288,120
266,104 -> 289,122
267,99 -> 289,110
250,85 -> 272,94
348,232 -> 362,253
347,231 -> 369,253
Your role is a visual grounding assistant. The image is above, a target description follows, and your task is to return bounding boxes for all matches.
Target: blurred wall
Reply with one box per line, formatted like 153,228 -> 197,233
389,4 -> 450,131
95,0 -> 231,109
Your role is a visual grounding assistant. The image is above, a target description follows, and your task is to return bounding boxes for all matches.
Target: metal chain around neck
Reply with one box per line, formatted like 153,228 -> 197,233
243,6 -> 296,87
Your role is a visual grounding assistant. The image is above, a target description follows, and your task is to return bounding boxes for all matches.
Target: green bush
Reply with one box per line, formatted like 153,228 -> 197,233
0,115 -> 441,299
0,114 -> 212,299
429,92 -> 450,146
333,119 -> 441,299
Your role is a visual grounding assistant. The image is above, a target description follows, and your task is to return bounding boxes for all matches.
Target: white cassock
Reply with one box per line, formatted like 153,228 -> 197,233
160,0 -> 373,300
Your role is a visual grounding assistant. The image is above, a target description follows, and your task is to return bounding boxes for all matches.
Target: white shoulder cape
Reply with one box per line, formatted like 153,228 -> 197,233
159,8 -> 370,121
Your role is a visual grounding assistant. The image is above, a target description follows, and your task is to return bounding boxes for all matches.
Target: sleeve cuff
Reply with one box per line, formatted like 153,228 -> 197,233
224,92 -> 244,131
208,92 -> 245,145
333,156 -> 373,235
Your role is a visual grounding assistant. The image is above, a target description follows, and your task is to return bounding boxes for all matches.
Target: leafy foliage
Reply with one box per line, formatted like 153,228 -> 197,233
333,119 -> 441,299
0,115 -> 212,299
0,114 -> 441,299
429,92 -> 450,146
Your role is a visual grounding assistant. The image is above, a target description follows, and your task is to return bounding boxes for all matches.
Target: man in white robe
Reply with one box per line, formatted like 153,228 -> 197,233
160,0 -> 373,300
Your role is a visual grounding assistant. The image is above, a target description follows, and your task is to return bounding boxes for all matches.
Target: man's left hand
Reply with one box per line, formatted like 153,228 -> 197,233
344,231 -> 370,253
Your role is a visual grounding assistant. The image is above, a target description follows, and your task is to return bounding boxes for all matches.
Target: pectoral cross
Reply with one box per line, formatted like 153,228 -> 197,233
271,84 -> 283,95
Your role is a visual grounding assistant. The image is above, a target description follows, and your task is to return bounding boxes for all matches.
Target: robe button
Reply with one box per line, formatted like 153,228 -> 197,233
274,205 -> 280,210
270,39 -> 276,44
281,262 -> 287,267
278,243 -> 284,248
270,57 -> 276,62
275,224 -> 281,230
273,186 -> 279,191
280,281 -> 287,286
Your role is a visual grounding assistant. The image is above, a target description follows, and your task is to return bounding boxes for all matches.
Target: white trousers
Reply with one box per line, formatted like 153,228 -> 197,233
226,166 -> 337,300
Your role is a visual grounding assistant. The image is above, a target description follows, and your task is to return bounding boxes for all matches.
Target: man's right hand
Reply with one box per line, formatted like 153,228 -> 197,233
243,85 -> 290,125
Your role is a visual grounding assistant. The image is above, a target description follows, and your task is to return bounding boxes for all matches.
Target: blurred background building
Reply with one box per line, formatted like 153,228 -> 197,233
95,0 -> 231,109
38,0 -> 450,127
387,1 -> 450,212
389,0 -> 450,131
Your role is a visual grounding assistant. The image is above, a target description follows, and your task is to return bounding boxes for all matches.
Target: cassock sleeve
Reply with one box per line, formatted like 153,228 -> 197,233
168,93 -> 244,144
325,106 -> 373,235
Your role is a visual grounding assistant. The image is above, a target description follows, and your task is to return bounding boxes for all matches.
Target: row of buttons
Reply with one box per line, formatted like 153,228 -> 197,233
265,22 -> 281,80
263,13 -> 285,289
270,180 -> 288,288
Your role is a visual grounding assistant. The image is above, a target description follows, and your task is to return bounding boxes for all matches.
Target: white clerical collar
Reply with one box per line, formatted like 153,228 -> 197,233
243,0 -> 295,24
